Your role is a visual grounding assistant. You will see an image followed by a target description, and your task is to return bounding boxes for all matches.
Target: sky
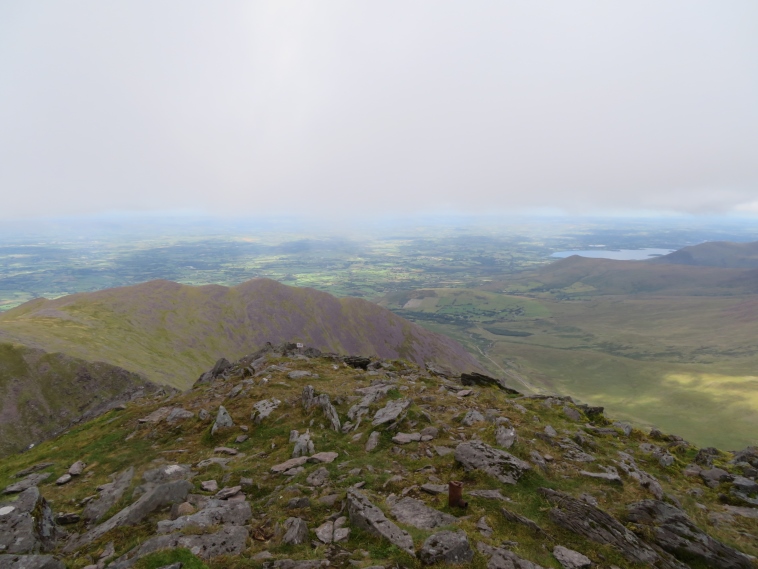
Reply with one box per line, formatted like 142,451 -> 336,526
1,1 -> 757,220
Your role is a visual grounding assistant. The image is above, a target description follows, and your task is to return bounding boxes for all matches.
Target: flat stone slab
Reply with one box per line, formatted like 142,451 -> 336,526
469,489 -> 509,501
108,525 -> 248,568
307,452 -> 338,464
434,446 -> 454,456
392,433 -> 421,444
271,456 -> 309,474
455,441 -> 531,485
372,399 -> 411,426
252,398 -> 281,423
166,408 -> 194,423
138,407 -> 173,424
157,499 -> 251,534
553,545 -> 592,569
390,497 -> 457,530
421,484 -> 448,495
288,371 -> 313,379
579,470 -> 622,485
82,467 -> 134,522
0,555 -> 65,569
3,473 -> 51,495
346,489 -> 415,557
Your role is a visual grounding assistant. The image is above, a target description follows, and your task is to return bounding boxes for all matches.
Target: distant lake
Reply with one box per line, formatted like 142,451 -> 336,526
551,248 -> 675,261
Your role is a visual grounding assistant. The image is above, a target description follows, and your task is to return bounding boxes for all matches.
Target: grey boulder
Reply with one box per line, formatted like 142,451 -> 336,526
211,406 -> 234,435
282,517 -> 309,545
419,530 -> 473,565
365,431 -> 381,452
389,497 -> 457,530
461,410 -> 484,426
553,545 -> 591,569
454,441 -> 531,484
0,488 -> 59,554
495,425 -> 516,449
372,399 -> 411,426
67,461 -> 86,476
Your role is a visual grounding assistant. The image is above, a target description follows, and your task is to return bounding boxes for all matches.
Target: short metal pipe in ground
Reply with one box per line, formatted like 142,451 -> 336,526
448,480 -> 467,508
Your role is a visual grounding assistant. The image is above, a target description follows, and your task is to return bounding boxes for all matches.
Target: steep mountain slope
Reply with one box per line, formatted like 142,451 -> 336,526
0,279 -> 484,390
1,348 -> 756,569
651,240 -> 758,269
0,342 -> 157,456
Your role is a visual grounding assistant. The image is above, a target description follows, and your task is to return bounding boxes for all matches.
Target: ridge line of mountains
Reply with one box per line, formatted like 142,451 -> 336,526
0,278 -> 484,456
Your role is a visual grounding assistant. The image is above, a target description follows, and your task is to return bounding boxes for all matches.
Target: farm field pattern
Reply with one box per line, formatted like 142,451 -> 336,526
2,216 -> 758,448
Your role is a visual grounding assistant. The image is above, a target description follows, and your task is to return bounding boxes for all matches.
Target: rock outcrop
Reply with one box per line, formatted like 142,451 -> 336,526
346,489 -> 415,556
454,441 -> 531,484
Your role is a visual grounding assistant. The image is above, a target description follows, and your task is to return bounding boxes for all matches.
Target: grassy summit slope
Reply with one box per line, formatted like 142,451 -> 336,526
0,279 -> 484,390
0,350 -> 755,569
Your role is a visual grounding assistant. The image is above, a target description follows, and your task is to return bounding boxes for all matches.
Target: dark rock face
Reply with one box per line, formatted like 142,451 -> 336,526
343,356 -> 371,370
538,488 -> 682,568
627,499 -> 755,569
454,441 -> 531,484
460,372 -> 521,394
418,531 -> 473,565
0,488 -> 59,554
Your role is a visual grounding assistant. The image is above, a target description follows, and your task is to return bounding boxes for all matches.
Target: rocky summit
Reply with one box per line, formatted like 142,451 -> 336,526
0,343 -> 756,569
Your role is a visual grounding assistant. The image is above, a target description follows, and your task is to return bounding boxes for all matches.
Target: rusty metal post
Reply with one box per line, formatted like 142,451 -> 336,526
448,481 -> 467,508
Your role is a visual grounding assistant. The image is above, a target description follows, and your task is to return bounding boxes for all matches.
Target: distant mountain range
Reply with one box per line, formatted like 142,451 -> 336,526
651,240 -> 758,268
535,240 -> 758,296
0,278 -> 484,454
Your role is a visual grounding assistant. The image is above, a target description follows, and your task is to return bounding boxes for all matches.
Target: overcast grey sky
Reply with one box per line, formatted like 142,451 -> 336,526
1,1 -> 757,219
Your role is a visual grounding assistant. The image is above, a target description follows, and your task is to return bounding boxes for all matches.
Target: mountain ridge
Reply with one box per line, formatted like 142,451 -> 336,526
0,278 -> 485,390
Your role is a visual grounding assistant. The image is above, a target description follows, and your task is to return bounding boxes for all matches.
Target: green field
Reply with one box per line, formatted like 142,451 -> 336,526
384,274 -> 758,448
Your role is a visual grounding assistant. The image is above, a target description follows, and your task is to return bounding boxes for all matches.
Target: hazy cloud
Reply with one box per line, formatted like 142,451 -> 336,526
1,1 -> 757,218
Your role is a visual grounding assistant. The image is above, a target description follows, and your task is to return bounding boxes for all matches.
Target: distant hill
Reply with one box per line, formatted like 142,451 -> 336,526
0,278 -> 484,390
651,240 -> 758,268
523,254 -> 757,296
